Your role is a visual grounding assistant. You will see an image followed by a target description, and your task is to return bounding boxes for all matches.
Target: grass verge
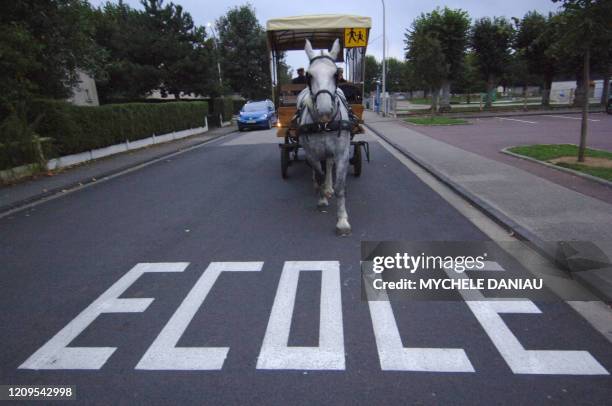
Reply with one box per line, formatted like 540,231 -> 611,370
507,144 -> 612,182
405,116 -> 468,126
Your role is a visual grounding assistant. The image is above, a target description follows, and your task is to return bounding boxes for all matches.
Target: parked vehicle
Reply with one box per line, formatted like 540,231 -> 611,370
237,100 -> 278,131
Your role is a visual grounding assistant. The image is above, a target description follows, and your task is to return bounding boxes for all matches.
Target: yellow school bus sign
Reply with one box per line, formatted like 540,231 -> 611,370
344,27 -> 367,47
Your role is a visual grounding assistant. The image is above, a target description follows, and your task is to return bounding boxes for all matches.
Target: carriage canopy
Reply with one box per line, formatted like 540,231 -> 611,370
266,14 -> 371,55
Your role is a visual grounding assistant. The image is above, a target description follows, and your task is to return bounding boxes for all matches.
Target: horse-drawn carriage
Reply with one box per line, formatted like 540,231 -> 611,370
266,14 -> 371,179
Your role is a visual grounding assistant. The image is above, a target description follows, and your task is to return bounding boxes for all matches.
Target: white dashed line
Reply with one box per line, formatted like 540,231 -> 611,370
543,115 -> 600,122
496,117 -> 537,124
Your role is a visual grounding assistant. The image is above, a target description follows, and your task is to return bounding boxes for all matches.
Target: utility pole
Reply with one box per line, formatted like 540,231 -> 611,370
207,23 -> 223,88
381,0 -> 386,116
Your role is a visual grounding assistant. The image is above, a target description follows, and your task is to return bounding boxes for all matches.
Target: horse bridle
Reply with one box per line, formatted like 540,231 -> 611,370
305,55 -> 340,120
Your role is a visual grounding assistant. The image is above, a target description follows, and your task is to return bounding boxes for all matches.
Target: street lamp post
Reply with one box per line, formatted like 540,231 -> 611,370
381,0 -> 386,116
207,23 -> 223,88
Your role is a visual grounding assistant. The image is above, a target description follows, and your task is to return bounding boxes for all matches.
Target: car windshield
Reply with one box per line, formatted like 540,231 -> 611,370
243,102 -> 268,112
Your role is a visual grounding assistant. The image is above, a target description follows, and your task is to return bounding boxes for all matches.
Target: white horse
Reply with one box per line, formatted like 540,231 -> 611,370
296,38 -> 352,235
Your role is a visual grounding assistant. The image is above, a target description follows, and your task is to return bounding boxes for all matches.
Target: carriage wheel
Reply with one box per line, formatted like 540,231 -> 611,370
281,147 -> 290,179
352,144 -> 362,177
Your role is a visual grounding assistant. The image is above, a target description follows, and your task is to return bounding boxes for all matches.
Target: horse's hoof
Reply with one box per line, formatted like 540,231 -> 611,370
335,226 -> 351,236
336,218 -> 351,236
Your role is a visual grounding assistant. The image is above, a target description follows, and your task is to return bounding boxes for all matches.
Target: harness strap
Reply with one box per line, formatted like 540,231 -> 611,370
296,120 -> 353,136
291,88 -> 357,137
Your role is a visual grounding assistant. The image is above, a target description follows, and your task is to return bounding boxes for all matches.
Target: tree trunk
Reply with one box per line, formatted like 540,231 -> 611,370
485,75 -> 494,109
601,63 -> 610,105
541,73 -> 553,107
439,80 -> 451,112
578,47 -> 590,163
573,68 -> 585,107
431,88 -> 439,116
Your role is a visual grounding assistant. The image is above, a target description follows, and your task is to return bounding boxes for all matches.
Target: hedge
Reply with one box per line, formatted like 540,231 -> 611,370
34,100 -> 207,156
211,98 -> 234,122
232,99 -> 246,114
1,100 -> 208,170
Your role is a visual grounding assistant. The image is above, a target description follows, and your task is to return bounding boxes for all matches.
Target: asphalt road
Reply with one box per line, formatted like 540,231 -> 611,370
1,128 -> 611,405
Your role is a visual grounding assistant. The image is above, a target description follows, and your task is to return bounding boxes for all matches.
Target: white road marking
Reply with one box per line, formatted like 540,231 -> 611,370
366,285 -> 474,372
544,115 -> 600,122
256,261 -> 345,370
497,117 -> 537,124
372,129 -> 612,344
136,262 -> 263,370
469,261 -> 505,271
444,268 -> 609,375
19,263 -> 189,370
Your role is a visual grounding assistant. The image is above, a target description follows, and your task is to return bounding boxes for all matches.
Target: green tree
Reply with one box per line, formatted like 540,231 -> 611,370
471,17 -> 514,108
142,0 -> 217,99
405,28 -> 448,114
453,52 -> 486,103
216,5 -> 271,99
553,0 -> 612,162
404,7 -> 470,111
513,11 -> 562,106
0,23 -> 41,118
0,0 -> 103,102
93,1 -> 160,100
93,0 -> 218,101
385,58 -> 406,92
364,55 -> 381,94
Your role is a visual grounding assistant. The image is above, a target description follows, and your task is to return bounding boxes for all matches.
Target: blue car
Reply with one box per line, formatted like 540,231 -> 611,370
238,100 -> 278,131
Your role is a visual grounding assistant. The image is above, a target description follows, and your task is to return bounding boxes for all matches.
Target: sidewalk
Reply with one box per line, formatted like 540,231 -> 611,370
0,125 -> 236,213
364,110 -> 612,301
395,105 -> 605,119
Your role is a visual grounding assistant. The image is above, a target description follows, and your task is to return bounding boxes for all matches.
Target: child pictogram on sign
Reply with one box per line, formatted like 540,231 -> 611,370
344,27 -> 366,47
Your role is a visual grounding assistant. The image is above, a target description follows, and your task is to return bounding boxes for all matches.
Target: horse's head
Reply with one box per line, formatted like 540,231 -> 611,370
304,38 -> 341,123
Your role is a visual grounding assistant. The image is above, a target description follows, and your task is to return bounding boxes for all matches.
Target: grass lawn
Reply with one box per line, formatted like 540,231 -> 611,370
405,116 -> 468,126
407,98 -> 431,105
507,144 -> 612,181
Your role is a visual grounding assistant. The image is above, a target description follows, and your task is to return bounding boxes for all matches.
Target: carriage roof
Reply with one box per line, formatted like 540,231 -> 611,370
266,14 -> 371,53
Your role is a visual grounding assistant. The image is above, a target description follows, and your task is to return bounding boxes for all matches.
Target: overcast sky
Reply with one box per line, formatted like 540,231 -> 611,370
90,0 -> 562,73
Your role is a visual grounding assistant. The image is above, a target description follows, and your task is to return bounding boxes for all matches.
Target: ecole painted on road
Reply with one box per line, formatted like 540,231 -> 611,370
21,262 -> 608,375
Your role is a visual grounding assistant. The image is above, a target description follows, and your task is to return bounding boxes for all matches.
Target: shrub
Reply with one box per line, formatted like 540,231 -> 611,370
1,100 -> 208,169
212,97 -> 234,122
232,99 -> 246,114
206,114 -> 222,128
34,100 -> 207,156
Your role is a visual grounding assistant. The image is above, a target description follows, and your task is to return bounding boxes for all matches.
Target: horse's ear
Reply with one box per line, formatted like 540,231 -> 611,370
329,38 -> 341,60
305,39 -> 315,60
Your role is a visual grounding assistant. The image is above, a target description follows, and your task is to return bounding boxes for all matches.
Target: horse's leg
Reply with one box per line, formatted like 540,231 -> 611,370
334,135 -> 351,235
305,153 -> 328,209
322,159 -> 334,198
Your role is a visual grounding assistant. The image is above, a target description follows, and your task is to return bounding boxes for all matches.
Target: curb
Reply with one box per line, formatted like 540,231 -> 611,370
365,122 -> 612,303
0,128 -> 236,216
500,147 -> 612,189
395,107 -> 605,119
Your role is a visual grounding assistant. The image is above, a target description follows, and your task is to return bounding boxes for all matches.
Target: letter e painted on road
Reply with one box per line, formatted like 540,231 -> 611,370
19,263 -> 189,370
465,300 -> 609,375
